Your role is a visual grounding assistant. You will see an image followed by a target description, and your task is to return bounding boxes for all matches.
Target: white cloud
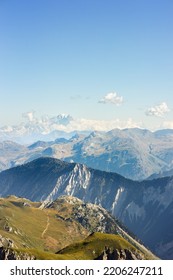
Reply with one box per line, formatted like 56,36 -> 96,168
162,121 -> 173,129
64,117 -> 141,132
19,113 -> 141,133
145,102 -> 170,117
22,111 -> 36,122
99,92 -> 123,106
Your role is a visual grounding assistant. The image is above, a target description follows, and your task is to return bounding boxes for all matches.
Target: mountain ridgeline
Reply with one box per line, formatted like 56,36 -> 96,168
1,128 -> 173,180
0,157 -> 173,259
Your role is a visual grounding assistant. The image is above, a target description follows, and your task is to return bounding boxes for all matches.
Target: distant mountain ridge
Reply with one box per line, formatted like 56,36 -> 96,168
0,157 -> 173,259
1,127 -> 173,180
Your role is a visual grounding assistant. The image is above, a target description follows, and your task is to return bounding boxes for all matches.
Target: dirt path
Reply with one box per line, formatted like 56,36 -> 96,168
41,214 -> 50,238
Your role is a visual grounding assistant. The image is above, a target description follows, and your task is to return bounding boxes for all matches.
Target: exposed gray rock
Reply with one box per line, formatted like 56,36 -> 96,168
48,196 -> 118,234
0,235 -> 14,248
95,247 -> 144,260
0,247 -> 36,260
0,234 -> 35,260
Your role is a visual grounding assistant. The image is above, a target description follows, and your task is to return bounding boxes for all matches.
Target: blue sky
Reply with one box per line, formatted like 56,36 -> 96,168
0,0 -> 173,130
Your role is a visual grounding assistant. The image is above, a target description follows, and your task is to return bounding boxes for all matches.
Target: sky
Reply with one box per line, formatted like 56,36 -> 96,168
0,0 -> 173,131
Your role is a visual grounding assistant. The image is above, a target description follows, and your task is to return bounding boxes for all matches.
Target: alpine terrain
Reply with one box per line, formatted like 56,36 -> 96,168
0,195 -> 156,260
0,157 -> 172,259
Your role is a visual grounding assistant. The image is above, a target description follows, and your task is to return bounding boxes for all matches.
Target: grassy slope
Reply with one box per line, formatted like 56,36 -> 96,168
0,196 -> 158,260
0,196 -> 88,253
7,232 -> 153,260
55,232 -> 152,260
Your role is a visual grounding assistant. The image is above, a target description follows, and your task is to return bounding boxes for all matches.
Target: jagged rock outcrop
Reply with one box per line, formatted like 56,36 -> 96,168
0,235 -> 35,260
95,246 -> 144,260
48,196 -> 118,234
0,247 -> 36,260
0,235 -> 14,249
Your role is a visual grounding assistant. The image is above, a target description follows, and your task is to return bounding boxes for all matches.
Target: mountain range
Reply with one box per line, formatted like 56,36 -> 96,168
0,157 -> 172,259
1,128 -> 173,180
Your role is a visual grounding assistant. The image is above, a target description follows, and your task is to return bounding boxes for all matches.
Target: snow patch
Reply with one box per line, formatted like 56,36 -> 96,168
111,187 -> 126,215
